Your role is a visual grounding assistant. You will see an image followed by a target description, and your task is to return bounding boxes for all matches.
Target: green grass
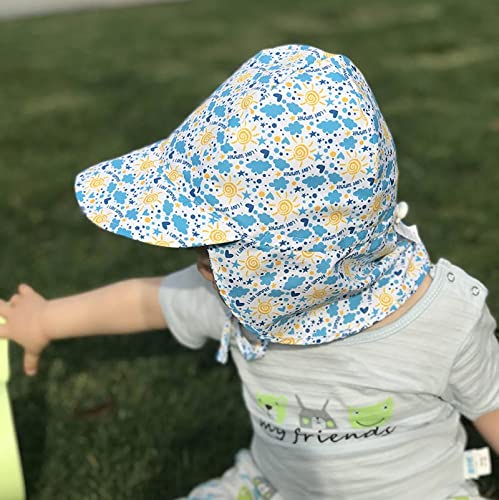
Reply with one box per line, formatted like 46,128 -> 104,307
1,0 -> 498,497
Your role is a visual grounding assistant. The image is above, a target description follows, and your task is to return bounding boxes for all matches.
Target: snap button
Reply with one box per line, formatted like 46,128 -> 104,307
471,286 -> 480,296
447,272 -> 455,282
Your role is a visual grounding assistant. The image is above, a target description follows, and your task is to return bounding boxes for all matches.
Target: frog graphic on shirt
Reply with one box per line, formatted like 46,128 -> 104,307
295,395 -> 336,430
256,393 -> 288,424
348,397 -> 394,428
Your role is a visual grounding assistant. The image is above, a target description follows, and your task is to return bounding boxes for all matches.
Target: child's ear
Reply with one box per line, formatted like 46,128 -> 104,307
197,261 -> 214,282
196,257 -> 214,283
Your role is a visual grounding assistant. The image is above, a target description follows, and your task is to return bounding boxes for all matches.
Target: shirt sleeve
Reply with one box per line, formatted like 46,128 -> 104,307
445,302 -> 499,421
158,264 -> 228,350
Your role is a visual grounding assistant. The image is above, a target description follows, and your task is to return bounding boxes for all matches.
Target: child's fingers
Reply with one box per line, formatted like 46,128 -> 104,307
23,351 -> 39,376
18,283 -> 33,294
0,305 -> 8,338
0,320 -> 6,340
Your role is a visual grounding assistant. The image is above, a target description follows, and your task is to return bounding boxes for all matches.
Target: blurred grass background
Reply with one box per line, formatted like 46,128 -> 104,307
0,0 -> 498,497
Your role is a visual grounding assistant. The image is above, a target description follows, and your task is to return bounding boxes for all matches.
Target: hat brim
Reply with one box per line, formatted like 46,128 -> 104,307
74,138 -> 243,248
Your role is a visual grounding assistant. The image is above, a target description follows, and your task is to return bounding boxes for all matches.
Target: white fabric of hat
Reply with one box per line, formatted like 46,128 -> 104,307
74,44 -> 431,361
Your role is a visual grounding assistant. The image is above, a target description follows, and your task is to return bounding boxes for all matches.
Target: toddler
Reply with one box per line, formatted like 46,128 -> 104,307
1,44 -> 498,500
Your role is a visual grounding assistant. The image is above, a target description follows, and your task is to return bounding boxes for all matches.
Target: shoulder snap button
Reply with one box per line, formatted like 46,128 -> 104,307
447,272 -> 455,282
471,286 -> 480,296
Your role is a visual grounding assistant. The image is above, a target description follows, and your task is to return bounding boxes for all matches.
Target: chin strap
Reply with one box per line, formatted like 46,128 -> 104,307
216,311 -> 269,364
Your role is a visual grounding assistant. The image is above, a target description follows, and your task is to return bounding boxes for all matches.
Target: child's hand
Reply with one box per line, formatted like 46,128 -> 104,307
0,284 -> 51,376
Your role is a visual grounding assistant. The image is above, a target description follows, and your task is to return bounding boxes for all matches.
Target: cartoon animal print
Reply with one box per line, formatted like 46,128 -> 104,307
295,395 -> 336,430
236,477 -> 276,500
256,393 -> 288,424
237,485 -> 253,500
253,477 -> 277,499
348,397 -> 394,428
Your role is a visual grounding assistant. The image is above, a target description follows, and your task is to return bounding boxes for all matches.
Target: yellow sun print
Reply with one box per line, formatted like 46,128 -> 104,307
88,174 -> 108,190
237,71 -> 252,83
326,209 -> 347,230
252,299 -> 274,317
158,138 -> 171,152
381,119 -> 392,143
91,209 -> 111,225
239,250 -> 263,277
296,250 -> 320,264
407,259 -> 417,277
297,83 -> 326,112
269,192 -> 300,221
214,175 -> 244,203
232,123 -> 259,151
308,286 -> 328,302
199,128 -> 215,146
353,106 -> 369,126
341,153 -> 368,180
166,166 -> 182,183
138,189 -> 161,212
137,157 -> 156,172
273,329 -> 287,339
286,137 -> 316,167
374,289 -> 395,311
274,330 -> 295,344
150,236 -> 175,247
239,93 -> 257,113
203,223 -> 229,244
342,258 -> 358,278
371,194 -> 383,214
287,52 -> 304,62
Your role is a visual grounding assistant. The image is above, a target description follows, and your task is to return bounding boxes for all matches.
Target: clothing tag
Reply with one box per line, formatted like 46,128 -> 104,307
394,222 -> 421,244
463,447 -> 491,479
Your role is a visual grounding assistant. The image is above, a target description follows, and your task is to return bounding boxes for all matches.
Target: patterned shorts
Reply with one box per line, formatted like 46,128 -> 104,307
175,449 -> 487,500
175,449 -> 281,500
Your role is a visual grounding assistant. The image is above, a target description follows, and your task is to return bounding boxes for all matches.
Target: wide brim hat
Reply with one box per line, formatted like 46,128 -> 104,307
74,136 -> 244,248
75,44 -> 384,251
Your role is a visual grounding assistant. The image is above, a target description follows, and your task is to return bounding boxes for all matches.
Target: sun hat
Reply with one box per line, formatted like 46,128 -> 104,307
74,44 -> 431,363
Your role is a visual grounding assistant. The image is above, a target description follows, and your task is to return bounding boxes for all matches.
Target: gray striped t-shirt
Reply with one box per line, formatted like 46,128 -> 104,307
159,258 -> 499,499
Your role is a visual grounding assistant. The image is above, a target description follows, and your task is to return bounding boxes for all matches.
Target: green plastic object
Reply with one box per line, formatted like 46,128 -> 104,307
0,318 -> 26,500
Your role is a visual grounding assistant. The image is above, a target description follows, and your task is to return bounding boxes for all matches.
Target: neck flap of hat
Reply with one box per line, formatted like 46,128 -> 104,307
198,45 -> 431,362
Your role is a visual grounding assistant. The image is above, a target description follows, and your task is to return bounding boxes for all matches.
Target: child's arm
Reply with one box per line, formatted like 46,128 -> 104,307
43,277 -> 167,338
0,277 -> 167,376
473,409 -> 499,455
